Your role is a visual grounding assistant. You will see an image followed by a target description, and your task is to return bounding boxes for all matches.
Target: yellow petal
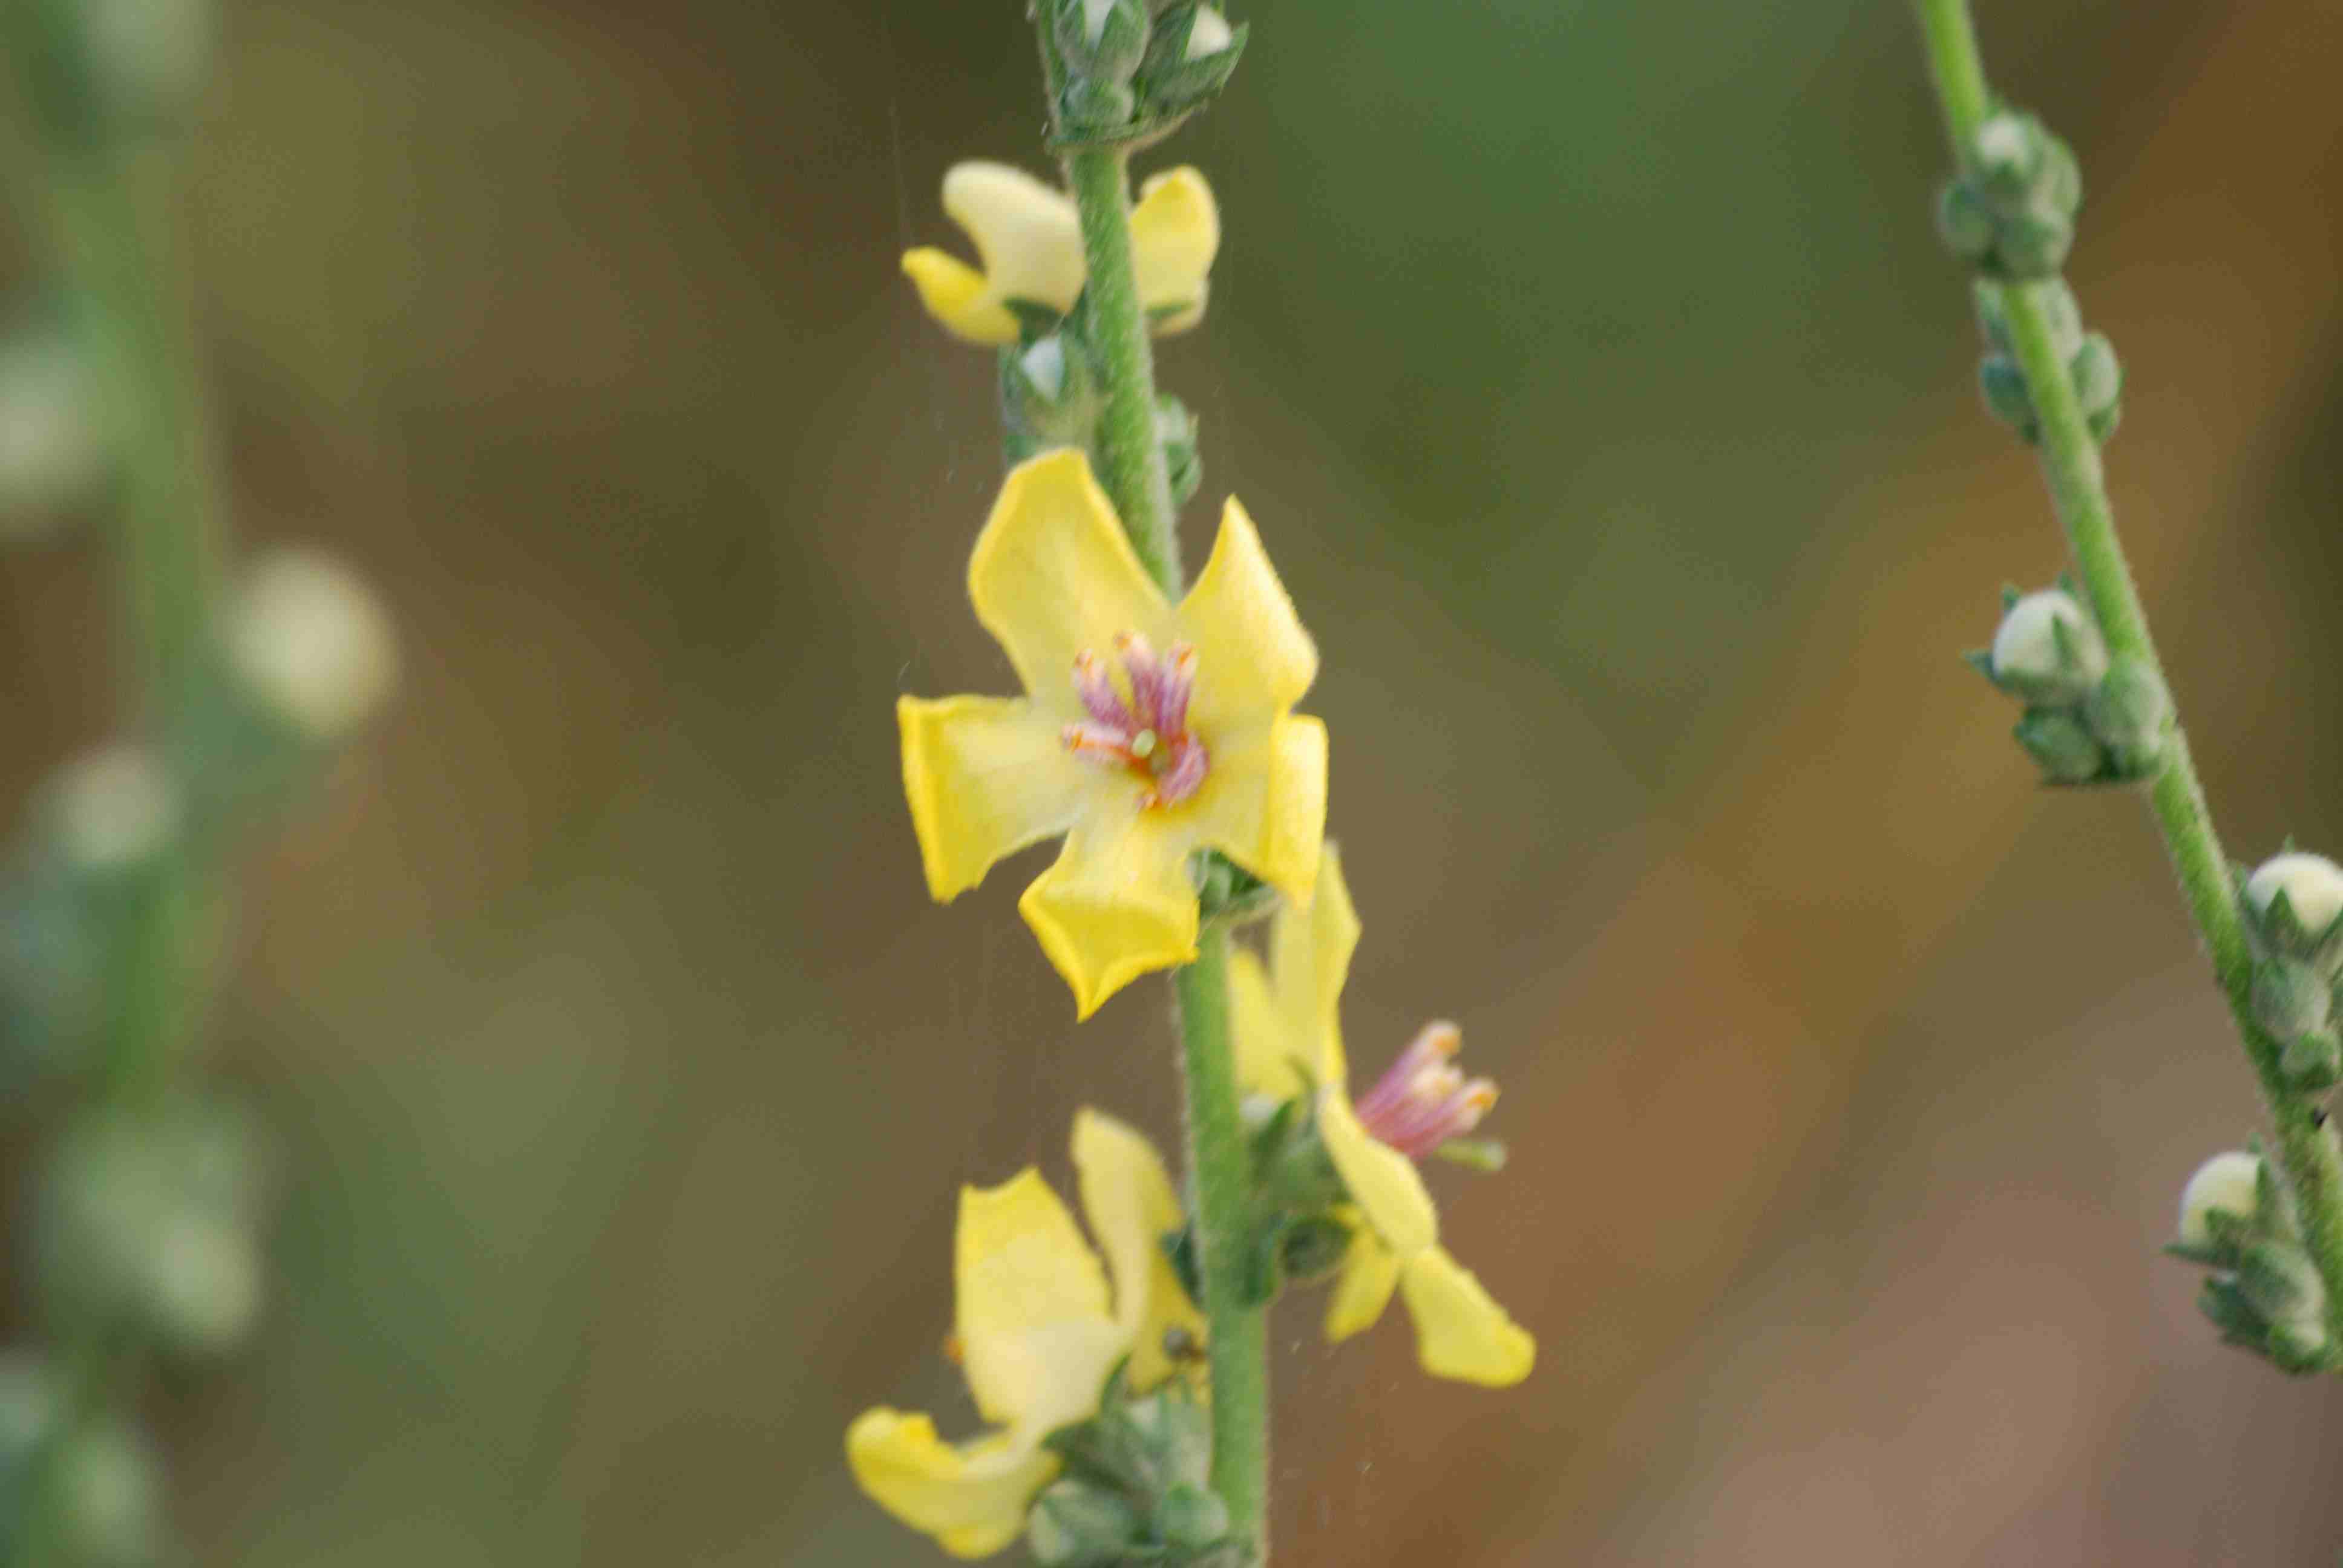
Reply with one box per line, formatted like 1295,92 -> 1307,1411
1132,166 -> 1220,335
1183,714 -> 1327,910
1228,947 -> 1306,1100
955,1170 -> 1116,1428
845,1409 -> 1060,1559
1269,836 -> 1356,1082
1398,1247 -> 1536,1387
1072,1108 -> 1205,1390
1175,497 -> 1318,737
968,451 -> 1176,710
1319,1092 -> 1438,1254
1017,810 -> 1199,1019
943,162 -> 1087,318
1323,1221 -> 1402,1342
902,247 -> 1020,347
898,695 -> 1092,902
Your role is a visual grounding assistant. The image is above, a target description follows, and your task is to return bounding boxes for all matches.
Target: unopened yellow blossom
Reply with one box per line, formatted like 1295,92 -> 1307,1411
901,162 -> 1221,346
897,448 -> 1327,1019
846,1110 -> 1204,1558
1229,846 -> 1535,1387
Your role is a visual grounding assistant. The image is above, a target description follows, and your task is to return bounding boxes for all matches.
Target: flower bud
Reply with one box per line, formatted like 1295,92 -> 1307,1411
1136,4 -> 1247,118
1974,278 -> 2082,359
1987,590 -> 2106,704
1156,394 -> 1201,508
1976,354 -> 2036,440
1937,111 -> 2082,280
2070,332 -> 2122,443
2245,852 -> 2343,956
149,1212 -> 262,1355
2011,708 -> 2103,785
1153,1482 -> 1230,1551
227,547 -> 399,742
2253,958 -> 2333,1045
1055,0 -> 1150,87
2236,1238 -> 2324,1326
0,327 -> 106,528
2080,655 -> 2168,780
1027,1477 -> 1145,1567
46,746 -> 180,878
1000,333 -> 1103,463
2177,1150 -> 2261,1252
50,1418 -> 165,1567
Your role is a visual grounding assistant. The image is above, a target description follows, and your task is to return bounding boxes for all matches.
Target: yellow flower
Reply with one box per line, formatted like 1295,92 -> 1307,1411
901,162 -> 1221,346
846,1109 -> 1205,1558
1228,846 -> 1535,1387
897,449 -> 1327,1019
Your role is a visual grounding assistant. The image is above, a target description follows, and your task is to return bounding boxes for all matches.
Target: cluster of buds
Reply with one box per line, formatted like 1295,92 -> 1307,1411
1027,1367 -> 1242,1568
1967,585 -> 2169,786
1973,278 -> 2121,446
1049,0 -> 1246,140
2169,1149 -> 2334,1374
1936,108 -> 2082,281
2239,852 -> 2343,1088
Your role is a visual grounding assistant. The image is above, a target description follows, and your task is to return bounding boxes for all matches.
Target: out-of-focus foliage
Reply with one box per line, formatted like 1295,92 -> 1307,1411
4,0 -> 2343,1561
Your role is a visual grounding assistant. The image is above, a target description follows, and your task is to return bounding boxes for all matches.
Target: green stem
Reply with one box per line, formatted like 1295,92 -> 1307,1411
1061,145 -> 1182,596
1912,0 -> 2343,1353
1173,928 -> 1270,1553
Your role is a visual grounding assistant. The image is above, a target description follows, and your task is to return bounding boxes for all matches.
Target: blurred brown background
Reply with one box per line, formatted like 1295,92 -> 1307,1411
5,0 -> 2343,1561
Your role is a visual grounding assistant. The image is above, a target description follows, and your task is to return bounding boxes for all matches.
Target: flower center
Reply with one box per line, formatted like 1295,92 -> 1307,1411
1352,1022 -> 1498,1159
1062,632 -> 1210,809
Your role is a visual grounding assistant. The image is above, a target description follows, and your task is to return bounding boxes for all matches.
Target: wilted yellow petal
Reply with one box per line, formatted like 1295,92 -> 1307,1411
1071,1108 -> 1204,1390
1176,497 -> 1318,737
1318,1093 -> 1438,1254
1132,166 -> 1220,335
901,247 -> 1020,346
955,1170 -> 1116,1427
1018,811 -> 1199,1019
1324,1221 -> 1402,1341
1398,1247 -> 1536,1387
943,162 -> 1087,318
845,1410 -> 1061,1559
898,695 -> 1092,901
968,451 -> 1175,710
1228,947 -> 1306,1100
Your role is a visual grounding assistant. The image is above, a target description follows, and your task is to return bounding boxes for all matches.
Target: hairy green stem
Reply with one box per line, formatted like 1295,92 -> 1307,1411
1034,21 -> 1269,1537
1173,928 -> 1270,1553
1061,146 -> 1182,596
1913,0 -> 2343,1351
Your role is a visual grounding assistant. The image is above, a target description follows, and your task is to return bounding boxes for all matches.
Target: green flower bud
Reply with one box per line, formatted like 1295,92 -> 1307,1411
1153,1481 -> 1230,1551
1975,354 -> 2037,440
1027,1477 -> 1145,1567
1000,333 -> 1104,463
1987,590 -> 2106,704
2236,1238 -> 2324,1326
1136,4 -> 1248,118
1975,278 -> 2082,359
1055,0 -> 1150,86
45,746 -> 180,880
1935,181 -> 1996,264
2080,655 -> 2168,780
51,1419 -> 165,1567
1058,75 -> 1136,135
2177,1150 -> 2261,1252
2012,707 -> 2103,785
1157,394 -> 1201,508
1276,1212 -> 1352,1284
1938,111 -> 2081,280
0,327 -> 105,530
2279,1028 -> 2342,1089
2252,958 -> 2333,1045
2245,852 -> 2343,958
2069,332 -> 2122,443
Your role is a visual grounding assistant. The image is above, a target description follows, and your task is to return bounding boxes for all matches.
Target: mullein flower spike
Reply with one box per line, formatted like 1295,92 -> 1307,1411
1227,846 -> 1535,1386
845,1111 -> 1206,1558
897,449 -> 1327,1019
901,163 -> 1220,347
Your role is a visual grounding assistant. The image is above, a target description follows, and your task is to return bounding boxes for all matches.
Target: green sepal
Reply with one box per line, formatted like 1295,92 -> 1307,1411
1136,8 -> 1248,118
1276,1212 -> 1354,1284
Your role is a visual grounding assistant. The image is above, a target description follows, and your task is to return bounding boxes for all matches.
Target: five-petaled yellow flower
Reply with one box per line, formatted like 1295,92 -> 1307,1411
902,162 -> 1220,346
846,1109 -> 1205,1558
1229,845 -> 1535,1386
897,448 -> 1328,1019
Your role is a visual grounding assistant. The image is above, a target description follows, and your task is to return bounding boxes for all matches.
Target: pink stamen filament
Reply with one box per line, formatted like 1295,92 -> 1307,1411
1064,635 -> 1208,809
1354,1021 -> 1498,1159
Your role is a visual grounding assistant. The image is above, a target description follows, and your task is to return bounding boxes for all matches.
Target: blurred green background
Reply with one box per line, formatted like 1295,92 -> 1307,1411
6,0 -> 2343,1561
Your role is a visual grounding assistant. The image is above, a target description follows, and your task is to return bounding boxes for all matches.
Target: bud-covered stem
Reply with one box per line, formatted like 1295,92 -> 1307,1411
1912,0 -> 2343,1357
1172,927 -> 1270,1554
